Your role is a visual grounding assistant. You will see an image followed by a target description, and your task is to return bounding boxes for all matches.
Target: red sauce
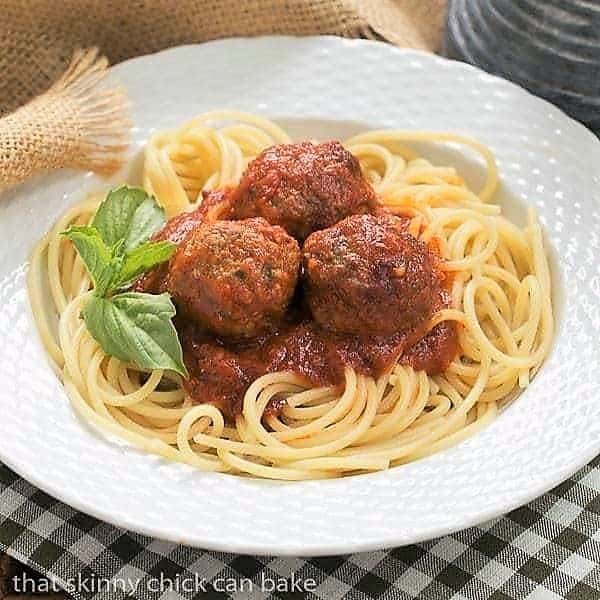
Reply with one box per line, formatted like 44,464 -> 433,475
402,320 -> 458,374
180,327 -> 265,420
180,281 -> 457,421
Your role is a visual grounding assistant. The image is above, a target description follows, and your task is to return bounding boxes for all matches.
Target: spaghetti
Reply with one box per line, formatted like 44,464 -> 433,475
28,111 -> 554,480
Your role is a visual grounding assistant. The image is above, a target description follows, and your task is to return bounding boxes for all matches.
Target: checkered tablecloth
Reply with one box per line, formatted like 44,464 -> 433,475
1,458 -> 599,600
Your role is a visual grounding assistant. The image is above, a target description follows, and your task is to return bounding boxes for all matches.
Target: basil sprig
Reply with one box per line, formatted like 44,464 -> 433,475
62,185 -> 188,377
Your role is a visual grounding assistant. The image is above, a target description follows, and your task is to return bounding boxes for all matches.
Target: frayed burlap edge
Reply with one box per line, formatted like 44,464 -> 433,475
0,48 -> 130,192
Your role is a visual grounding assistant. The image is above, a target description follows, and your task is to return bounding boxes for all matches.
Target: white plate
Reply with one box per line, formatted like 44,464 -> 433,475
1,37 -> 599,556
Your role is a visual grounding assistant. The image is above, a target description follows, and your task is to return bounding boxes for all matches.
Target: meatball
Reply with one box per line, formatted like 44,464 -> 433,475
134,188 -> 231,294
303,214 -> 436,336
168,218 -> 300,338
230,141 -> 380,240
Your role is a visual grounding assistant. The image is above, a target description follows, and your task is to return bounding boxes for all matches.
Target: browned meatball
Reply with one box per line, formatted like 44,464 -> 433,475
168,218 -> 300,338
303,214 -> 436,336
230,141 -> 380,240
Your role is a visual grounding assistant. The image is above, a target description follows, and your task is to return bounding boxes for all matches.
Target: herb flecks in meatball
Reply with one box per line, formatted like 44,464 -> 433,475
168,218 -> 300,339
230,141 -> 380,240
303,214 -> 436,336
134,188 -> 232,294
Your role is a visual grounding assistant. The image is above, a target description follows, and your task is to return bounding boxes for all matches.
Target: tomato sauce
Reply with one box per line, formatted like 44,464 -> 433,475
179,283 -> 457,421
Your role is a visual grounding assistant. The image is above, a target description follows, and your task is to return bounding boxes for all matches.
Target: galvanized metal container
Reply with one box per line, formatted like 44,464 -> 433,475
445,0 -> 600,134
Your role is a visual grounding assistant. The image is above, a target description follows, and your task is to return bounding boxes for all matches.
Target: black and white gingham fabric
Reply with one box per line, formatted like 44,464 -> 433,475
1,457 -> 599,600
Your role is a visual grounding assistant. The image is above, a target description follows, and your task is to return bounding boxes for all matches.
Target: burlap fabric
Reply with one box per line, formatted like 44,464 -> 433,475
1,0 -> 446,114
0,48 -> 129,191
0,0 -> 446,191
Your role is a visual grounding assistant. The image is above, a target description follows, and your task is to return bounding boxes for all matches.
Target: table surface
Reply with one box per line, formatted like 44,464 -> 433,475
1,456 -> 599,600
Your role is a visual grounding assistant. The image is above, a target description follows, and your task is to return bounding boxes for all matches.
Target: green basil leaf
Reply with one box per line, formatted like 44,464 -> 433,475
122,196 -> 167,251
67,187 -> 187,378
82,292 -> 188,377
115,240 -> 177,289
92,186 -> 166,251
61,226 -> 118,297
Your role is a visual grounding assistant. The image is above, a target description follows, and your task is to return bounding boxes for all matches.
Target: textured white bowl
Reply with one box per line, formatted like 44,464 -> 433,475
0,37 -> 599,556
